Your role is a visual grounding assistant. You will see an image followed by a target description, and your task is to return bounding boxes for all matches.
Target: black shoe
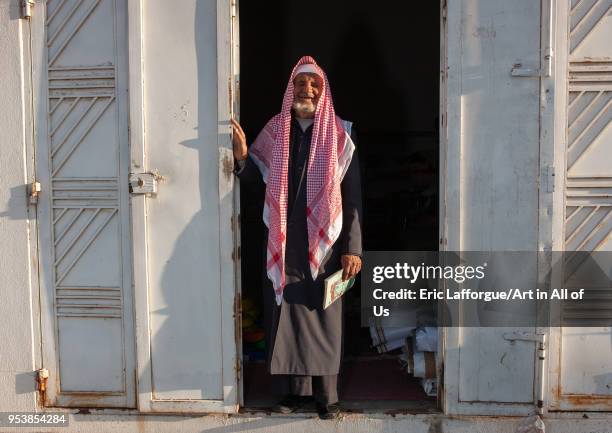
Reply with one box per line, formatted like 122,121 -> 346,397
316,402 -> 341,420
273,395 -> 311,414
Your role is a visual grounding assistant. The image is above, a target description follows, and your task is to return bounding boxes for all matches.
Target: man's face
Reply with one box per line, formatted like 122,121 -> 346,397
292,72 -> 323,118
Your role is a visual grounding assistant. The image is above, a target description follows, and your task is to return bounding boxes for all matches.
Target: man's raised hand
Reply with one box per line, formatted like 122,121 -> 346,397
231,118 -> 248,161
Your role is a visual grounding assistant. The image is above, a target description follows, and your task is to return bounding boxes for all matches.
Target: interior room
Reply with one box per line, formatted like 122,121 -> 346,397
238,0 -> 440,411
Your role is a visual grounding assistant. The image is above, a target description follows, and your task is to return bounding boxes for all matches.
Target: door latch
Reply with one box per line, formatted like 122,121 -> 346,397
511,48 -> 554,78
511,0 -> 553,78
503,331 -> 545,345
129,173 -> 158,195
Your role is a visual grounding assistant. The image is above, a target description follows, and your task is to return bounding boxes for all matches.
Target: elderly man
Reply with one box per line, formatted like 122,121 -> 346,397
231,56 -> 362,419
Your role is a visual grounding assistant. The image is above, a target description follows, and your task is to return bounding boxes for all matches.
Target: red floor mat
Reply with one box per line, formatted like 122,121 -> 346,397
340,358 -> 430,400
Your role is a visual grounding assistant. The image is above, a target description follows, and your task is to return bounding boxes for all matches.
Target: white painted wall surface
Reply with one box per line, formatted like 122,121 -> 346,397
0,0 -> 38,413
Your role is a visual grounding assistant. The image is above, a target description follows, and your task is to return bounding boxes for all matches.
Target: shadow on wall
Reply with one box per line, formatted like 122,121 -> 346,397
0,185 -> 30,220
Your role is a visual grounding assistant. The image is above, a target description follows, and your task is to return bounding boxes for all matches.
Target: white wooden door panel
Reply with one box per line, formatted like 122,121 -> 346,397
34,0 -> 136,408
441,0 -> 544,415
458,328 -> 536,404
129,0 -> 238,413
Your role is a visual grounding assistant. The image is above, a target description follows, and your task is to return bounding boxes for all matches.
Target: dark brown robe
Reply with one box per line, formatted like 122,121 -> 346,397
236,117 -> 362,378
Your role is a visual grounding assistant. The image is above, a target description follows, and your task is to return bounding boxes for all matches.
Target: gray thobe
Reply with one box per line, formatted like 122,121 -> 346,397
235,116 -> 362,403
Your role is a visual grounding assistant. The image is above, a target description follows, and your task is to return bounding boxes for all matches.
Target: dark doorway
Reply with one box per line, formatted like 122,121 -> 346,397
238,0 -> 440,411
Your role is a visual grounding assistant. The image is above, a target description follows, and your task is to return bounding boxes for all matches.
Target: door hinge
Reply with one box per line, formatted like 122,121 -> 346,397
231,213 -> 241,232
233,292 -> 242,379
28,181 -> 41,204
21,0 -> 34,19
231,245 -> 241,262
235,356 -> 241,377
231,0 -> 237,18
544,165 -> 555,193
234,292 -> 242,316
36,368 -> 49,406
228,77 -> 233,115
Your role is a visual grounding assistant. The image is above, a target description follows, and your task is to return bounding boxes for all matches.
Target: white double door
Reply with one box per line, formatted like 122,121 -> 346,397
34,0 -> 611,416
34,0 -> 239,412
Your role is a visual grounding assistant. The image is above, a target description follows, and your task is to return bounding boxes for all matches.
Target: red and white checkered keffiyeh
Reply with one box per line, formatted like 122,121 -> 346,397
249,56 -> 355,305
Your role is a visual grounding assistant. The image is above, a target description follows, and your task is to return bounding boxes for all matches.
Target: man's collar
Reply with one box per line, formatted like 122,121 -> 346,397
291,112 -> 314,132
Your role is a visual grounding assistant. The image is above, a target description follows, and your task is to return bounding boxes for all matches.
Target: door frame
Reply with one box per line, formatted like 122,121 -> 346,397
438,0 -> 452,414
231,0 -> 244,408
546,0 -> 569,413
127,0 -> 241,413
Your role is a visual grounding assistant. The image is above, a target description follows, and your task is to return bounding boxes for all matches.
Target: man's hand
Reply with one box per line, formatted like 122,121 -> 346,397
231,118 -> 248,161
341,254 -> 362,281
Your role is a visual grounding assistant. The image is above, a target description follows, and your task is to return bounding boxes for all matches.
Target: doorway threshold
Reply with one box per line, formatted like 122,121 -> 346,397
240,398 -> 439,416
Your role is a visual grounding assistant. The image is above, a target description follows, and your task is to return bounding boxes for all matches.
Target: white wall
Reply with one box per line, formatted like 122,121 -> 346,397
0,0 -> 38,413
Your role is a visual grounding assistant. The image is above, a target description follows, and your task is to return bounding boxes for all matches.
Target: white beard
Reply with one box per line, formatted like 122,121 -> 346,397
292,100 -> 316,116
